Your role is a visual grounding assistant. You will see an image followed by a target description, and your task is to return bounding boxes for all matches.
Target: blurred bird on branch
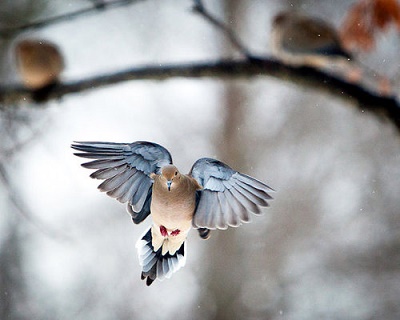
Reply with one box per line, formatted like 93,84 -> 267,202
270,10 -> 393,96
14,38 -> 64,101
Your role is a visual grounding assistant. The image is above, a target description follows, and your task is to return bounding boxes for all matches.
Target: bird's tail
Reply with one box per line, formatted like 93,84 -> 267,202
135,227 -> 186,286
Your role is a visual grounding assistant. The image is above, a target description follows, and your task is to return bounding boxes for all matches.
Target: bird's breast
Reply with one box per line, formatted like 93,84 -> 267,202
150,180 -> 197,230
151,189 -> 195,216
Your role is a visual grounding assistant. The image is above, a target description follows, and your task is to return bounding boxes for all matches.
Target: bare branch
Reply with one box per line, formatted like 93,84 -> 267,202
192,0 -> 252,58
0,0 -> 145,36
1,58 -> 399,130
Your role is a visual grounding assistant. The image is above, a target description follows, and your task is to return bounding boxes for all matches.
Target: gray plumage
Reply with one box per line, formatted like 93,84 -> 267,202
72,141 -> 273,286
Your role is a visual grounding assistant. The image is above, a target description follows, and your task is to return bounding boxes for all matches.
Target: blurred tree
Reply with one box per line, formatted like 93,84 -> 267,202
0,212 -> 27,320
197,1 -> 253,319
204,82 -> 248,319
0,2 -> 53,319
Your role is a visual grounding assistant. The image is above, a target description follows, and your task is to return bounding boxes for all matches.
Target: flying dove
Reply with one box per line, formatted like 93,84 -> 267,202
270,11 -> 352,67
15,39 -> 64,90
72,141 -> 273,286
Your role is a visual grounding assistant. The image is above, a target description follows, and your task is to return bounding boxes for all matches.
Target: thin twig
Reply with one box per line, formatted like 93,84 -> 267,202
1,128 -> 45,161
0,0 -> 145,36
192,0 -> 253,58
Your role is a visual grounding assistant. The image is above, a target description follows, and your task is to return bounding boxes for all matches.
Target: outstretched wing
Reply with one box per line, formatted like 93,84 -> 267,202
190,158 -> 273,230
71,141 -> 172,223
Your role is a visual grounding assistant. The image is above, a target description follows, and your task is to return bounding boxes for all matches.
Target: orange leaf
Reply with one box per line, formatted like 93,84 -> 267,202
340,0 -> 376,51
372,0 -> 400,30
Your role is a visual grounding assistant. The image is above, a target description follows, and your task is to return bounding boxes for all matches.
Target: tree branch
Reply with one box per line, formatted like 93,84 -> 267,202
0,0 -> 145,36
3,1 -> 396,131
189,1 -> 400,129
2,58 -> 399,130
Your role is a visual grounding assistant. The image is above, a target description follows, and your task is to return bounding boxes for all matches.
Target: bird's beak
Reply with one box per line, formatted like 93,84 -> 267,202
167,180 -> 172,191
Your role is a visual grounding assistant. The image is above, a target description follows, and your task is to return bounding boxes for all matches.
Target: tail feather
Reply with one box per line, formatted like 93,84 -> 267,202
135,227 -> 186,286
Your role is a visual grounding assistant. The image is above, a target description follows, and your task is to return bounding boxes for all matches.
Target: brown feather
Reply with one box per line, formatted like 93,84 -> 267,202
150,169 -> 200,255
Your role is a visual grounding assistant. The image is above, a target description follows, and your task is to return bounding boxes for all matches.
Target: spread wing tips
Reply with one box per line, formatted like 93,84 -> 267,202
72,141 -> 170,214
192,158 -> 274,230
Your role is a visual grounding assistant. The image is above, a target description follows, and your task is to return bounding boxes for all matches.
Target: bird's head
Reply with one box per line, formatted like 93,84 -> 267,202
161,165 -> 181,191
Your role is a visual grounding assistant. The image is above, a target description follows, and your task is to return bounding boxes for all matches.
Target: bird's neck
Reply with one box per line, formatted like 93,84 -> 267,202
154,174 -> 193,195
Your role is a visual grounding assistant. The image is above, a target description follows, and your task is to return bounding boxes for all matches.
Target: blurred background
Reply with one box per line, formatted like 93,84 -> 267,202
0,0 -> 399,319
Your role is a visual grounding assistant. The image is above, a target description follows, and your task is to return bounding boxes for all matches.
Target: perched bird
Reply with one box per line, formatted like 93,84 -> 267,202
270,11 -> 392,96
15,39 -> 64,90
72,141 -> 273,286
270,11 -> 352,67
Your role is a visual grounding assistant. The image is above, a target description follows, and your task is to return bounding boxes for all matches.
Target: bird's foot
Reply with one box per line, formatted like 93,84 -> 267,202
170,229 -> 180,236
160,225 -> 180,237
160,225 -> 168,237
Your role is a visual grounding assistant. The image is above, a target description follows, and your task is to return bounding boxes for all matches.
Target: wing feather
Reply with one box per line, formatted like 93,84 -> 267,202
89,164 -> 127,180
82,159 -> 128,170
236,174 -> 274,197
107,171 -> 141,203
98,167 -> 137,192
233,180 -> 269,208
190,158 -> 273,230
230,188 -> 257,222
222,190 -> 241,227
216,192 -> 230,229
72,141 -> 172,221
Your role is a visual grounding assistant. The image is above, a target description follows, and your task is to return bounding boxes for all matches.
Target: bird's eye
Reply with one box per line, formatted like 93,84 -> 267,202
174,171 -> 178,176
